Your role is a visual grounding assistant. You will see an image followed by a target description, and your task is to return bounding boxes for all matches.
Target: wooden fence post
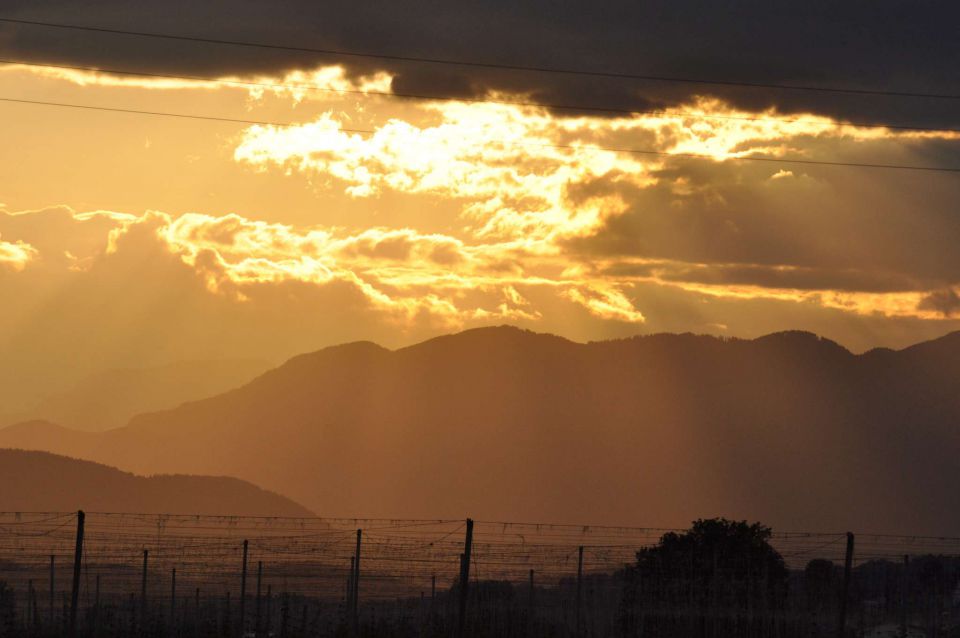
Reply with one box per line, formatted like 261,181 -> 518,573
528,569 -> 535,633
69,510 -> 85,636
255,560 -> 262,637
836,532 -> 854,638
458,518 -> 474,636
352,530 -> 362,636
901,554 -> 910,638
239,540 -> 248,638
576,545 -> 584,637
170,568 -> 177,634
140,549 -> 149,634
49,554 -> 55,627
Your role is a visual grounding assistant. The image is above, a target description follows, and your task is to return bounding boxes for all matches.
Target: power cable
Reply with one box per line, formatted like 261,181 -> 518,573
2,96 -> 958,174
2,57 -> 958,134
1,16 -> 959,101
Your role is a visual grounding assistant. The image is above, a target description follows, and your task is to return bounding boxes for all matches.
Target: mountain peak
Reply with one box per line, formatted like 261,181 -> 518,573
6,326 -> 960,532
406,325 -> 574,352
751,330 -> 850,355
311,339 -> 389,355
281,339 -> 390,368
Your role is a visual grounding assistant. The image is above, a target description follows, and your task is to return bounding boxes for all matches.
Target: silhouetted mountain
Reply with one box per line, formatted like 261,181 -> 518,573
2,326 -> 959,533
0,449 -> 313,516
1,359 -> 269,431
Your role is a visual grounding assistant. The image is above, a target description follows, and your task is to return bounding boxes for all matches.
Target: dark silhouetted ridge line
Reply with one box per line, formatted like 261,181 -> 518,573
2,96 -> 959,173
3,57 -> 959,133
2,16 -> 959,101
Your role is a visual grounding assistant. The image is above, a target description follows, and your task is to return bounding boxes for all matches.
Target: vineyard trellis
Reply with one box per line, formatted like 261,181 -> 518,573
1,511 -> 960,637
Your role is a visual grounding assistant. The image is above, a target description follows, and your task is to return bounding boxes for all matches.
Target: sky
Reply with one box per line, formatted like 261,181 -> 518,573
1,1 -> 960,410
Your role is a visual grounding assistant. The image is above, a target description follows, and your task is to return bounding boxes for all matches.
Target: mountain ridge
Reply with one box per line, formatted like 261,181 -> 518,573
3,325 -> 960,533
0,448 -> 313,516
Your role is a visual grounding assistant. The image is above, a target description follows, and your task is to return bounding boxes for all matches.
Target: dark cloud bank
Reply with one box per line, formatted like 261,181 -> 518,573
3,0 -> 959,126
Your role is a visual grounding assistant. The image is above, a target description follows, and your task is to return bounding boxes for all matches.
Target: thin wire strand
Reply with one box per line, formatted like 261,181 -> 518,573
2,96 -> 958,174
1,16 -> 958,100
2,57 -> 958,134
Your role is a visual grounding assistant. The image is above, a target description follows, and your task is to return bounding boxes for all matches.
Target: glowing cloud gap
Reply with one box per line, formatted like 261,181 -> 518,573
3,59 -> 957,133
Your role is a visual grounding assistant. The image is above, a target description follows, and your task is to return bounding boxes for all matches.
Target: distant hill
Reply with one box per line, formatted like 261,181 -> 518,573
2,359 -> 269,432
3,326 -> 960,533
0,449 -> 313,516
0,420 -> 98,459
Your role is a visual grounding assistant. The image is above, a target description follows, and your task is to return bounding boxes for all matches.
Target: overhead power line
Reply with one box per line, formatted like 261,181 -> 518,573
2,96 -> 958,174
3,57 -> 959,134
0,96 -> 312,129
1,16 -> 959,101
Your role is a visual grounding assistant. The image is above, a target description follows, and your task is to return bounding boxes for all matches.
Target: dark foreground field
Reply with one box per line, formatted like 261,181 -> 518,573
1,512 -> 958,637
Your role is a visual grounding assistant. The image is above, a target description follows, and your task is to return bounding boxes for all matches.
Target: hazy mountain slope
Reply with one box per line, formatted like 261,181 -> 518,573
0,420 -> 99,457
2,326 -> 959,533
2,359 -> 269,431
0,449 -> 313,516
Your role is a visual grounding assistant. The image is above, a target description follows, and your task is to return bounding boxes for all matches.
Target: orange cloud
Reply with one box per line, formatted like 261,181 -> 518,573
232,97 -> 960,253
2,65 -> 959,342
0,233 -> 37,271
99,210 -> 563,326
563,285 -> 646,323
0,62 -> 393,98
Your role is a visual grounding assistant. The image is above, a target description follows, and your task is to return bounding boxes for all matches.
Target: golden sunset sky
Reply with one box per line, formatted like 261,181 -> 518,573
2,3 -> 960,412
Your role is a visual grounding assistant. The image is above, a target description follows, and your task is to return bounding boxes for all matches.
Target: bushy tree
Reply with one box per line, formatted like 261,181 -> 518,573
621,519 -> 787,637
803,558 -> 839,612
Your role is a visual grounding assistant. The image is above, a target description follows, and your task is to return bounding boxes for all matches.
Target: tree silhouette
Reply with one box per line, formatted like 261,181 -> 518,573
621,518 -> 787,637
803,558 -> 839,613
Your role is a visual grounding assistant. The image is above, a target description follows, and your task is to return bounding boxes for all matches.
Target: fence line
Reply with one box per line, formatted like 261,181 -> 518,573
2,511 -> 959,636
